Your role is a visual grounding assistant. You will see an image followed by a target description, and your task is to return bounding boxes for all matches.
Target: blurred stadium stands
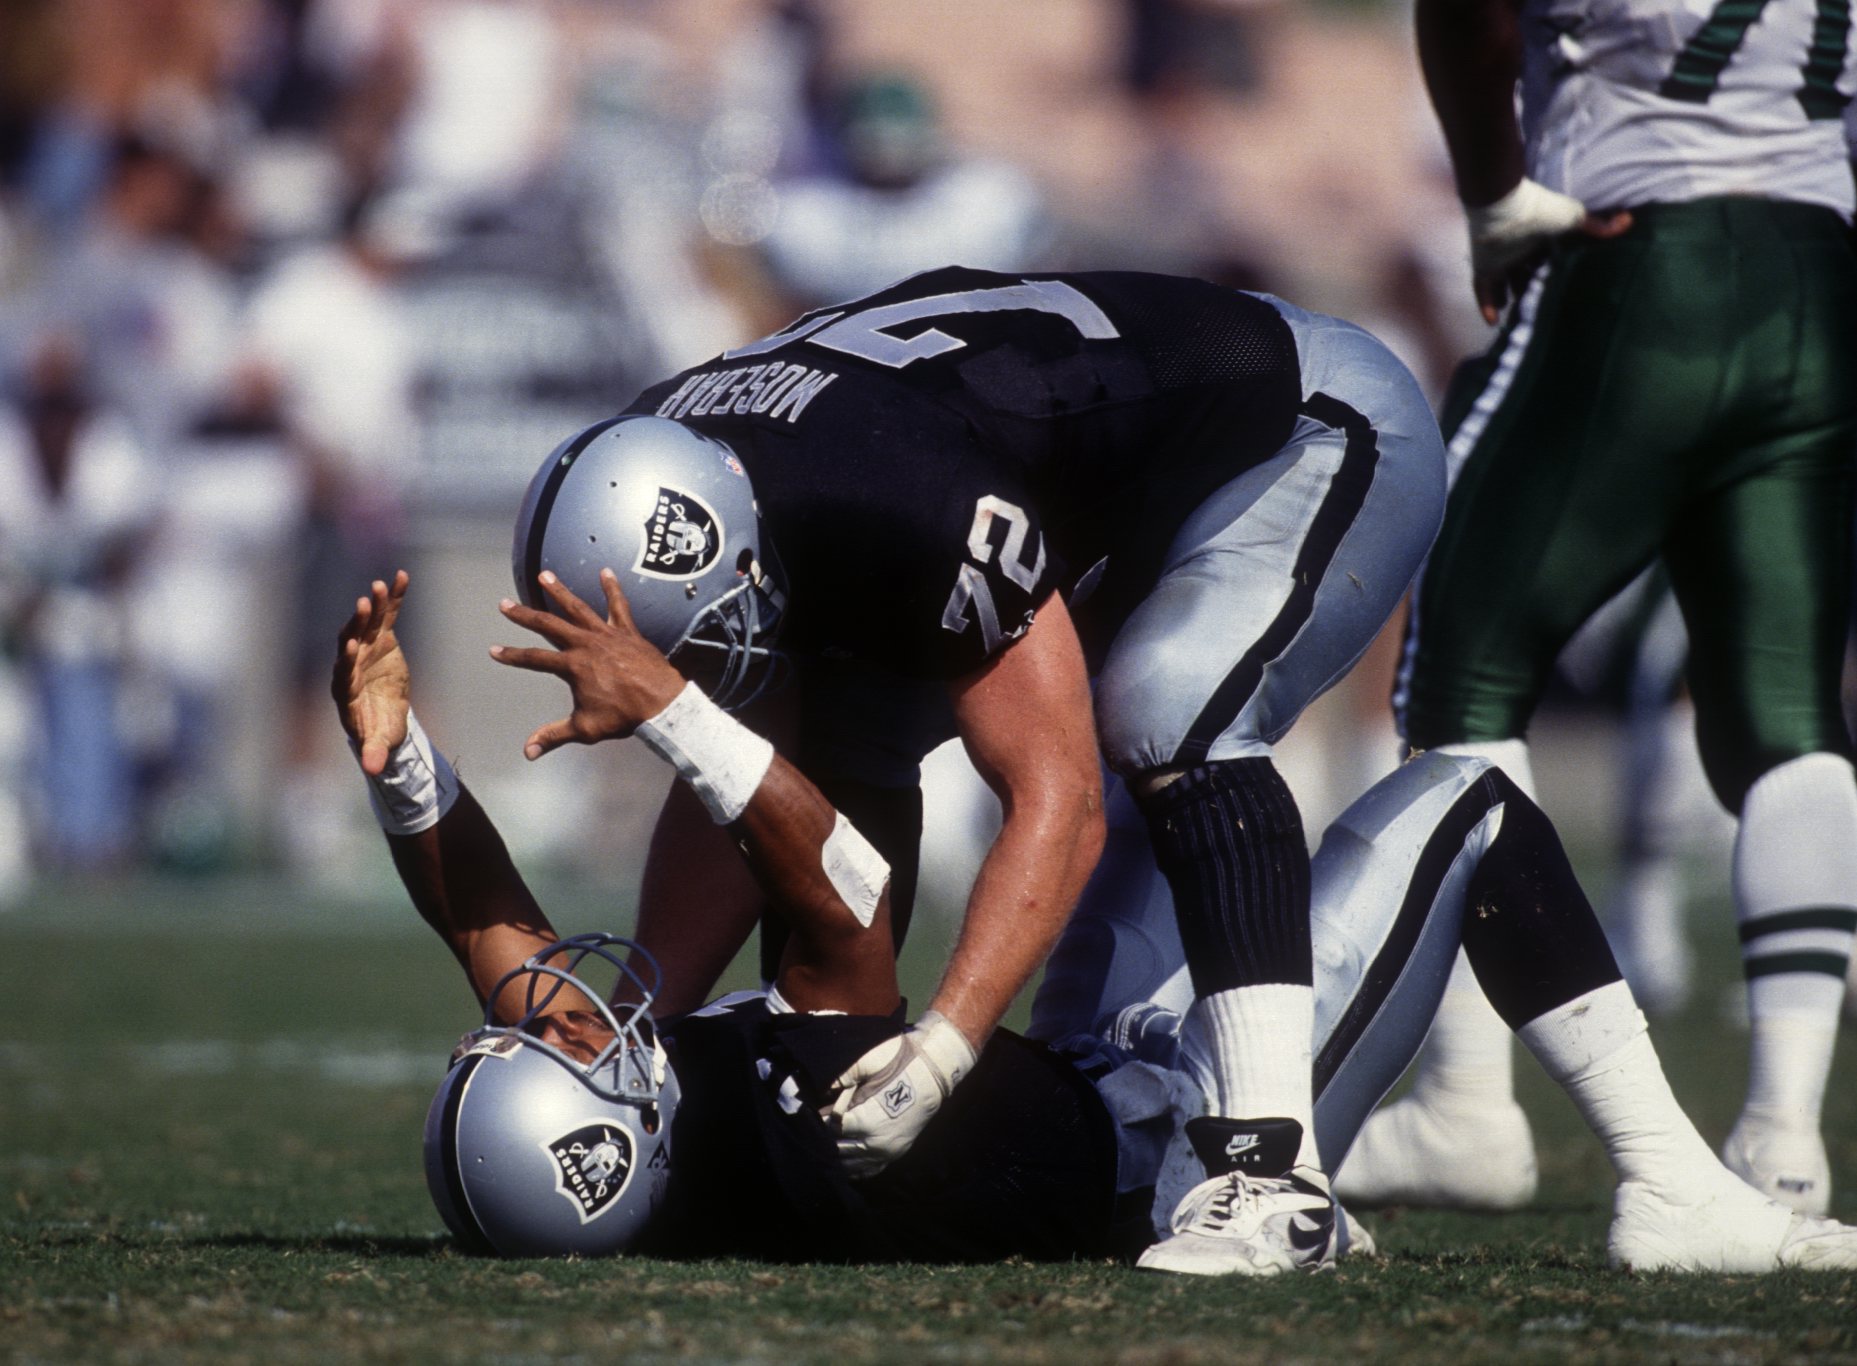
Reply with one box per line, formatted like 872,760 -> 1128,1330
0,0 -> 1583,913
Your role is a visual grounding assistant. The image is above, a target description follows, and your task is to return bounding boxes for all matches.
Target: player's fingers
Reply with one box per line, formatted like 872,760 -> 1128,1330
522,717 -> 577,761
498,596 -> 575,645
359,736 -> 390,776
487,644 -> 571,674
537,570 -> 605,629
600,568 -> 637,631
337,594 -> 371,645
377,569 -> 411,633
1473,273 -> 1505,326
1579,209 -> 1634,241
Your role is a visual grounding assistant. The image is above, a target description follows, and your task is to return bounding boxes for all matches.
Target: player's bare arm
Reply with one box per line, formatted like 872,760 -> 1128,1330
334,573 -> 575,1012
491,568 -> 900,1017
933,593 -> 1105,1049
1416,0 -> 1630,320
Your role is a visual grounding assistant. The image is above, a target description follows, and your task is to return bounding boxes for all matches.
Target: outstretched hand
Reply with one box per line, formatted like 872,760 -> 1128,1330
334,571 -> 412,776
492,569 -> 688,759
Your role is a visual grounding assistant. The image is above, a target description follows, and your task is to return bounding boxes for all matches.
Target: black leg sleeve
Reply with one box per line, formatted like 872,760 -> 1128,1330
1138,758 -> 1311,995
1460,769 -> 1624,1029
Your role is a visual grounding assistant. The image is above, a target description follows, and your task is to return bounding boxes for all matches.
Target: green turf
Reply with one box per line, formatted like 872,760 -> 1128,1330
3,871 -> 1855,1364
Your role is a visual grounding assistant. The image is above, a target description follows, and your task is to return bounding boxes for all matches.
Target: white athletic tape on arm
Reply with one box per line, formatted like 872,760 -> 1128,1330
634,681 -> 775,824
350,709 -> 459,836
1464,177 -> 1588,273
822,811 -> 889,928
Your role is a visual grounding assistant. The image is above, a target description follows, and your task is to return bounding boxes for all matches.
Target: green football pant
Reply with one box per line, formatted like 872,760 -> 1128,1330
1398,197 -> 1857,812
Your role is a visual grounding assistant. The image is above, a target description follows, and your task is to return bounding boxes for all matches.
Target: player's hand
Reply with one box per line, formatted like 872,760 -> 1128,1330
491,569 -> 687,759
825,1011 -> 977,1179
1466,177 -> 1632,324
333,570 -> 411,776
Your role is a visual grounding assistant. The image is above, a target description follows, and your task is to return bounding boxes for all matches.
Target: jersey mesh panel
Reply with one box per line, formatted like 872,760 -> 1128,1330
1087,277 -> 1295,390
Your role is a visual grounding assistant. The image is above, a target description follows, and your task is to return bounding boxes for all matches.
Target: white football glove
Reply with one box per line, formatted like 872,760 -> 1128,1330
1465,177 -> 1589,275
825,1011 -> 977,1179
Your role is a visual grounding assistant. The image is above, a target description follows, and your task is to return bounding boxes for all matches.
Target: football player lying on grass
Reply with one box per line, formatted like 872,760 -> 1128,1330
336,570 -> 1857,1273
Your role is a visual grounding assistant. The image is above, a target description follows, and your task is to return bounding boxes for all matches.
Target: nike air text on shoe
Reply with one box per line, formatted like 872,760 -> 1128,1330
1138,1117 -> 1336,1277
1608,1177 -> 1857,1272
1334,1091 -> 1538,1211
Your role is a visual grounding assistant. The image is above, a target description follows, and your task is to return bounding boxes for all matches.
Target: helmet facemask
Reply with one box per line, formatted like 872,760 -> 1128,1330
667,553 -> 787,712
462,935 -> 668,1109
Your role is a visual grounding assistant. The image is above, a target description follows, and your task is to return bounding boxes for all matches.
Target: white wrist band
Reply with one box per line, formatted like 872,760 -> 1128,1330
634,681 -> 774,824
1464,177 -> 1588,272
350,709 -> 459,836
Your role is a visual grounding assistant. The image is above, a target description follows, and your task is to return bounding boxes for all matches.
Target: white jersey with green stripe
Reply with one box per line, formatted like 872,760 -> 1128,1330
1522,0 -> 1856,216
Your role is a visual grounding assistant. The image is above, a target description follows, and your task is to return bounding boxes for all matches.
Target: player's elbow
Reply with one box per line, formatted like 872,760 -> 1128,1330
1014,768 -> 1106,888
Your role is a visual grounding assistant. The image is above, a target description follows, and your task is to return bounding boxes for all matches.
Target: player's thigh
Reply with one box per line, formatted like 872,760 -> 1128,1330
1097,327 -> 1445,774
1308,753 -> 1503,1171
1667,449 -> 1857,812
1400,242 -> 1711,748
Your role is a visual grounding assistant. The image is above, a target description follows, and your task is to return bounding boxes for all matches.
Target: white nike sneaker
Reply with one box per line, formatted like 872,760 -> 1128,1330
1721,1115 -> 1832,1216
1609,1178 -> 1857,1272
1138,1117 -> 1336,1277
1334,1091 -> 1538,1210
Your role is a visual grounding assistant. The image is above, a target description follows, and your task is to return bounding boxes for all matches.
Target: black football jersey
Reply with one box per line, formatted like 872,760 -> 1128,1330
644,995 -> 1125,1263
624,267 -> 1303,682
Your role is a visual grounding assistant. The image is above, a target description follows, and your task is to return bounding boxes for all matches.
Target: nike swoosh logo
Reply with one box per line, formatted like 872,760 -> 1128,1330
1287,1213 -> 1334,1257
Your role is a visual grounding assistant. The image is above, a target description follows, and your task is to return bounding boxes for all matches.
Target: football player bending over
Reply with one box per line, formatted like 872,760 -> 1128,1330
336,569 -> 1857,1273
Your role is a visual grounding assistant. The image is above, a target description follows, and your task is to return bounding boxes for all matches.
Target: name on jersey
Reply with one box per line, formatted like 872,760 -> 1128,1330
656,363 -> 838,424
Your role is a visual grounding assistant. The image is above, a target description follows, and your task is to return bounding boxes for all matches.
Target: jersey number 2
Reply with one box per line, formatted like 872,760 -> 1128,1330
941,496 -> 1046,653
725,280 -> 1120,369
1659,0 -> 1851,117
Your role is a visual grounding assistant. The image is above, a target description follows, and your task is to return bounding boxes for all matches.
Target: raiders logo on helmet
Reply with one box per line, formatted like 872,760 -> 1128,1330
543,1122 -> 637,1223
637,487 -> 724,580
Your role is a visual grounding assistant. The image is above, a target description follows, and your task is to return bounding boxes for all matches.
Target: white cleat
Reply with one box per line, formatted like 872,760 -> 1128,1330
1609,1178 -> 1857,1272
1334,1092 -> 1538,1210
1721,1116 -> 1832,1216
1139,1167 -> 1337,1277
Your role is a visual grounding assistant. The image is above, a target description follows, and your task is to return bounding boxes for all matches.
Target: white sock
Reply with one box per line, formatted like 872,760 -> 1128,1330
1733,754 -> 1857,1131
1516,980 -> 1717,1192
1409,949 -> 1514,1107
1179,984 -> 1319,1168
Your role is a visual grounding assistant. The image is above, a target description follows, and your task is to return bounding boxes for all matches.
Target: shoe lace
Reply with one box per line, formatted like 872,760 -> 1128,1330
1172,1173 -> 1265,1235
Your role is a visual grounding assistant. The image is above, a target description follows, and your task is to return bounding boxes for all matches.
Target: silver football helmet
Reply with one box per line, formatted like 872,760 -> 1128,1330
512,416 -> 786,709
423,934 -> 680,1257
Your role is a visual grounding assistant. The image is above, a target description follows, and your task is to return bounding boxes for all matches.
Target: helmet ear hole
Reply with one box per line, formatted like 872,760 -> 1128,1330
735,548 -> 754,576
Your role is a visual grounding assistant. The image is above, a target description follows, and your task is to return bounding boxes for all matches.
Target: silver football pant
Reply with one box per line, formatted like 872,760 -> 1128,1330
1097,300 -> 1446,773
1043,752 -> 1507,1184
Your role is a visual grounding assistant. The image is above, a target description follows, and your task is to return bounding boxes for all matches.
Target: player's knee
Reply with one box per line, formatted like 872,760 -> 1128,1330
1697,727 -> 1856,816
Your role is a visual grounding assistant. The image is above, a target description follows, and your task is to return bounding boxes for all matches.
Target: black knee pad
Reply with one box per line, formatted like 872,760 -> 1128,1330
1461,769 -> 1622,1028
1137,757 -> 1311,995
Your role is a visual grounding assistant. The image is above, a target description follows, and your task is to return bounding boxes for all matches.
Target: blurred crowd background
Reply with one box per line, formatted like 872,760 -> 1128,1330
0,0 -> 1719,941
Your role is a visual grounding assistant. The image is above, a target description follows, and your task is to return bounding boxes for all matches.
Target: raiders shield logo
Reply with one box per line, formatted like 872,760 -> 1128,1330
542,1122 -> 637,1224
636,487 -> 724,580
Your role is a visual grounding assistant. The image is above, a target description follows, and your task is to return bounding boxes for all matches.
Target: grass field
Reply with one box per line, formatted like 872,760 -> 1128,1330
4,867 -> 1856,1364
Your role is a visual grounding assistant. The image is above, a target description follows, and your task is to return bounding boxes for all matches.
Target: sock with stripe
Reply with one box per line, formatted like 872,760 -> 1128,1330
1725,753 -> 1857,1212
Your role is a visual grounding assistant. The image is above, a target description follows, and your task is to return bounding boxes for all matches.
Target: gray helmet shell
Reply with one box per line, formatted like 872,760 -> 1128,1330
511,416 -> 783,708
423,936 -> 679,1257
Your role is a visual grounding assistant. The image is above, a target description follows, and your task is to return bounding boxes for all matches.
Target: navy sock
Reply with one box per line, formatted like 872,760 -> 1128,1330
1138,758 -> 1312,996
